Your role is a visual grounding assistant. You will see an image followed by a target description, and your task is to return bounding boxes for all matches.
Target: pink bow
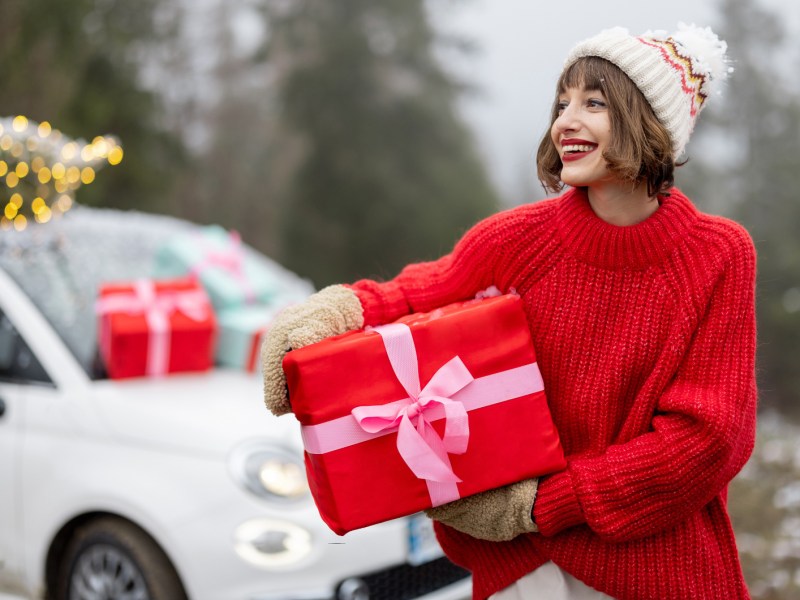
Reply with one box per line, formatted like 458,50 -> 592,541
351,323 -> 473,504
96,279 -> 210,376
192,230 -> 256,303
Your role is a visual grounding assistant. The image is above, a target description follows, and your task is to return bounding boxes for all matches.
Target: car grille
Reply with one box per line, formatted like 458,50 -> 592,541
349,557 -> 470,599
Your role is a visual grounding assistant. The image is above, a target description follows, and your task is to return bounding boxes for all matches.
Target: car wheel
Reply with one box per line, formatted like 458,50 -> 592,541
55,516 -> 187,600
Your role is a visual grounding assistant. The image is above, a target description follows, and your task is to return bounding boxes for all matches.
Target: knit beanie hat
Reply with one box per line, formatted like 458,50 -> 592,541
564,23 -> 732,158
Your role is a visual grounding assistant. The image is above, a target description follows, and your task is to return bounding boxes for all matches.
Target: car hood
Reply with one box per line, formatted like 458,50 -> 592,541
91,369 -> 303,459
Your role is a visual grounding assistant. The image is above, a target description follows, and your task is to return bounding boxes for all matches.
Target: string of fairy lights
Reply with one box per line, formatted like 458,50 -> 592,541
0,115 -> 123,232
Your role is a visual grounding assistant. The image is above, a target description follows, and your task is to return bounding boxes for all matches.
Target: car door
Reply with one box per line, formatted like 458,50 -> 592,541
0,307 -> 54,593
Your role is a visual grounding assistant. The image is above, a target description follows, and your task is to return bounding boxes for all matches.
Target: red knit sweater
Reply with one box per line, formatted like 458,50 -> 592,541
350,187 -> 757,600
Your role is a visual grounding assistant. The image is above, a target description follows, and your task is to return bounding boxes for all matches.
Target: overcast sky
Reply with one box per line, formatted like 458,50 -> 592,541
433,0 -> 798,203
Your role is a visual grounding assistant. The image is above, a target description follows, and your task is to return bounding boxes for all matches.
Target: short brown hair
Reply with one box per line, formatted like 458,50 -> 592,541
537,56 -> 676,196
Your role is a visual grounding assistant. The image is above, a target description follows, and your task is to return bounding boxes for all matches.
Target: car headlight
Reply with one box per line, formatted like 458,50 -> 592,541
234,518 -> 313,568
229,441 -> 309,501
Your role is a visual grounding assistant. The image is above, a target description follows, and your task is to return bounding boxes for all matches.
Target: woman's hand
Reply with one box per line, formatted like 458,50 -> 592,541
425,478 -> 539,542
262,285 -> 363,416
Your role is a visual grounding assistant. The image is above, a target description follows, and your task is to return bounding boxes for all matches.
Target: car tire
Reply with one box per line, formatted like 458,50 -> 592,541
54,516 -> 188,600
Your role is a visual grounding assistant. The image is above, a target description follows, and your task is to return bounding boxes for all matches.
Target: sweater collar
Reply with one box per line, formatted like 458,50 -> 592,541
555,186 -> 698,270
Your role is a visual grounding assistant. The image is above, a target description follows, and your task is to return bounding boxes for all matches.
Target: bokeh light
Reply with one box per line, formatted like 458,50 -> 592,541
0,115 -> 123,228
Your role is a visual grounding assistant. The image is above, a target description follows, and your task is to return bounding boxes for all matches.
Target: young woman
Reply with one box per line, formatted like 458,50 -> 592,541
262,25 -> 756,600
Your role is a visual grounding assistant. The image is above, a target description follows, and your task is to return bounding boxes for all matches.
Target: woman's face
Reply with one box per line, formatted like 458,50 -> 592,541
550,86 -> 613,188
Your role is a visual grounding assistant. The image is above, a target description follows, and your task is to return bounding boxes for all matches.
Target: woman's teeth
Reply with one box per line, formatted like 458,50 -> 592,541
562,144 -> 595,153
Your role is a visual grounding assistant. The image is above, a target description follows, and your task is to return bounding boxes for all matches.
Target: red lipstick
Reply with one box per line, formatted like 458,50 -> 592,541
560,138 -> 598,162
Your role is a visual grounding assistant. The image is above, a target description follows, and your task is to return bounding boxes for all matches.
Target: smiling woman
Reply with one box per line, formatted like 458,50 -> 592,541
261,21 -> 758,600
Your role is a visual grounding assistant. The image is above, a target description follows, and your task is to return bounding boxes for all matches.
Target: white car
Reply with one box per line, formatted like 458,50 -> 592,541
0,207 -> 471,600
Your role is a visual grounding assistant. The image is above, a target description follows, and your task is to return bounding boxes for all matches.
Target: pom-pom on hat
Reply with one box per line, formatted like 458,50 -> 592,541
564,23 -> 732,158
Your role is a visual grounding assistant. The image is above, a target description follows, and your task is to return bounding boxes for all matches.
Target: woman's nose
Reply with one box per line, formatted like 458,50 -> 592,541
554,105 -> 579,132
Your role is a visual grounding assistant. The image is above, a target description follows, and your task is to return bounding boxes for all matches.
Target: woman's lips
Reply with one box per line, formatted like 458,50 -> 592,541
561,148 -> 596,162
560,140 -> 598,162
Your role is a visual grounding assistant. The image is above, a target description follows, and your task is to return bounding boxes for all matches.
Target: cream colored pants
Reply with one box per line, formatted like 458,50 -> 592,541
489,562 -> 615,600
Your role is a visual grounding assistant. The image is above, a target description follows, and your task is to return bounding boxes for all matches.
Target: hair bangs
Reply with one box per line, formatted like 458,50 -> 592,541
557,57 -> 612,93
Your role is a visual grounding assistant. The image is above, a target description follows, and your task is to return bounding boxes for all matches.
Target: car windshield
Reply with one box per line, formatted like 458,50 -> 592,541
0,207 -> 312,379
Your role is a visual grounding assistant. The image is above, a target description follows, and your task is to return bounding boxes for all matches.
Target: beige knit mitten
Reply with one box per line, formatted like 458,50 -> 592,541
425,478 -> 539,542
262,285 -> 364,416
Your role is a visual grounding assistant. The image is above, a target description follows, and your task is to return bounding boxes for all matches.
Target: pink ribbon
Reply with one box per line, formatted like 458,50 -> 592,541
96,280 -> 210,376
247,325 -> 271,373
350,323 -> 473,505
191,230 -> 256,304
301,360 -> 544,506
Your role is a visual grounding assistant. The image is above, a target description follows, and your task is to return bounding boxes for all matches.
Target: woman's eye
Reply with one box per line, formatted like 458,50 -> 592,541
556,101 -> 568,113
588,99 -> 607,109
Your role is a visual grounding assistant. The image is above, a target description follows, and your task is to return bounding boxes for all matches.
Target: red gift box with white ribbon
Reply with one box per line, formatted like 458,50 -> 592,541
284,294 -> 566,535
96,277 -> 216,379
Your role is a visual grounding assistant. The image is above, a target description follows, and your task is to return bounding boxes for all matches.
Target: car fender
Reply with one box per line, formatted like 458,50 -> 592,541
20,430 -> 236,598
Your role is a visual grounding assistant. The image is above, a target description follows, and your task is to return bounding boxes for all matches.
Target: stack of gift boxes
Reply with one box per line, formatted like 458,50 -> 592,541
96,225 -> 310,380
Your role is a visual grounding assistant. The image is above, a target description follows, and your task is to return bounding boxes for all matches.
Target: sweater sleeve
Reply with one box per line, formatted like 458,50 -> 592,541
347,213 -> 503,326
534,227 -> 758,543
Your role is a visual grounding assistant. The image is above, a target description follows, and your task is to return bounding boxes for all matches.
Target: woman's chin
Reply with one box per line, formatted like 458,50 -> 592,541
559,173 -> 589,188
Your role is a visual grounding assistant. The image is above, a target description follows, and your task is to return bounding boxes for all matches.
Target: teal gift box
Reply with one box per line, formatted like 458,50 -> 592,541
154,226 -> 282,310
215,305 -> 279,372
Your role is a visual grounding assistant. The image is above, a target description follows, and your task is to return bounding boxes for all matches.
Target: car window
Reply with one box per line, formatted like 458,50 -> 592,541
0,309 -> 52,385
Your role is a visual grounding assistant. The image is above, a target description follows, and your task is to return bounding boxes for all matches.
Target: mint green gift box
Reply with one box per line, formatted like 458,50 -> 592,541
215,305 -> 279,372
154,226 -> 281,310
215,282 -> 312,371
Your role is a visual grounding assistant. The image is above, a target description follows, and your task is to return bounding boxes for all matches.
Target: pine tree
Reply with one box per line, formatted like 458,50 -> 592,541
0,0 -> 186,214
259,0 -> 499,286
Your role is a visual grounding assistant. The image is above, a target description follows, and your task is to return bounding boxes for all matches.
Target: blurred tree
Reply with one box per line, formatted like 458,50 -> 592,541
0,0 -> 187,213
257,0 -> 500,286
173,0 -> 285,254
681,0 -> 800,415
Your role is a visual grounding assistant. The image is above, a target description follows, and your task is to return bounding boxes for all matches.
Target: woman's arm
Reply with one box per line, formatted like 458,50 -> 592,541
348,211 -> 504,326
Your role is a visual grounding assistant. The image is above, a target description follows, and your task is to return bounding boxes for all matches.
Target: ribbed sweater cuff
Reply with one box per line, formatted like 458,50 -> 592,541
534,470 -> 585,536
347,280 -> 410,327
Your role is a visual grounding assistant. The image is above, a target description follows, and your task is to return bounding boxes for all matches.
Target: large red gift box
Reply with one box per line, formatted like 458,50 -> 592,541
96,277 -> 216,379
284,294 -> 566,535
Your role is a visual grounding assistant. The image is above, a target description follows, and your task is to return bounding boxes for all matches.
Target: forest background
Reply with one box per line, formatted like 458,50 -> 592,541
2,0 -> 800,595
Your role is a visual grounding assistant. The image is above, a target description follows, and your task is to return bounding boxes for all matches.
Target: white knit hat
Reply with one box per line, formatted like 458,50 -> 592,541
564,23 -> 732,158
